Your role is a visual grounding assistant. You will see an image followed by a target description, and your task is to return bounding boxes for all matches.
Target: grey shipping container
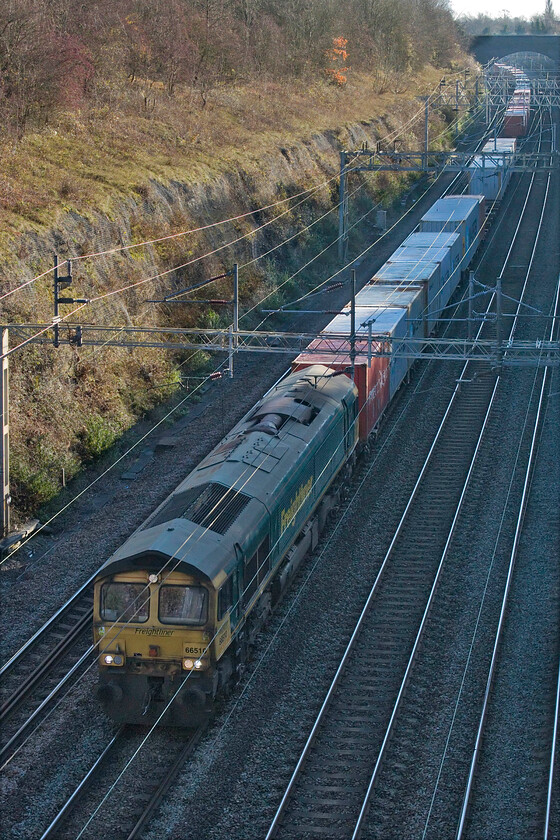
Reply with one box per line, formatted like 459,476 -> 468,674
373,261 -> 441,334
388,245 -> 453,316
419,195 -> 485,260
402,231 -> 462,278
355,284 -> 425,342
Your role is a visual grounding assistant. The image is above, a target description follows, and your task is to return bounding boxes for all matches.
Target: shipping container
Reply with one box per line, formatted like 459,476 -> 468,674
292,302 -> 412,436
292,339 -> 389,441
373,261 -> 441,334
387,244 -> 454,315
468,153 -> 512,200
482,138 -> 516,154
402,231 -> 463,277
419,195 -> 485,262
503,110 -> 527,137
355,283 -> 425,341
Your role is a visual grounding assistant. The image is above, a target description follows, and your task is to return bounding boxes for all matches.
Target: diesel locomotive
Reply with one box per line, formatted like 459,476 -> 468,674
94,365 -> 358,725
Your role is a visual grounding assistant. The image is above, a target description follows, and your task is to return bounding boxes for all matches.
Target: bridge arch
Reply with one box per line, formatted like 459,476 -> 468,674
470,35 -> 560,65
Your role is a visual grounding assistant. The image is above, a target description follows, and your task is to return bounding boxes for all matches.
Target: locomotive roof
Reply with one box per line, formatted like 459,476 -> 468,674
95,503 -> 267,588
96,366 -> 357,589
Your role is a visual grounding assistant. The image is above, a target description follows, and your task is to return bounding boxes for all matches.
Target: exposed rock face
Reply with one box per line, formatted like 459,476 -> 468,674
1,101 -> 444,514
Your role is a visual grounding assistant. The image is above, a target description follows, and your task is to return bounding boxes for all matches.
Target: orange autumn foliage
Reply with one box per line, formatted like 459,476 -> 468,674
325,37 -> 348,86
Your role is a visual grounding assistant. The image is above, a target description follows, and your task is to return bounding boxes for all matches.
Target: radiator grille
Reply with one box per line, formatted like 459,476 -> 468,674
184,483 -> 251,535
148,482 -> 251,534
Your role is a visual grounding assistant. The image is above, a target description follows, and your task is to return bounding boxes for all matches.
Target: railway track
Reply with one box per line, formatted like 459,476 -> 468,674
39,723 -> 207,840
266,108 -> 560,840
0,576 -> 96,767
451,120 -> 560,840
3,107 -> 557,840
355,288 -> 560,838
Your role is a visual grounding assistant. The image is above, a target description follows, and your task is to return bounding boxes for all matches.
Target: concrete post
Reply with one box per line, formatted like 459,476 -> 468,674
350,269 -> 356,377
496,277 -> 502,367
228,324 -> 234,379
233,263 -> 239,348
424,97 -> 429,169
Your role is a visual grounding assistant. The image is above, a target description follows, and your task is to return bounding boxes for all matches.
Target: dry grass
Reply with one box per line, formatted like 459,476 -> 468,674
0,65 -> 461,246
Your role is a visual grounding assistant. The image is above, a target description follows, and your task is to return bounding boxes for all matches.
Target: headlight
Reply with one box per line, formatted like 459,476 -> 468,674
183,658 -> 207,671
103,653 -> 124,666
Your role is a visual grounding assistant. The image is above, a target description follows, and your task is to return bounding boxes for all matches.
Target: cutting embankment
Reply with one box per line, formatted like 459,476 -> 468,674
0,57 -> 476,520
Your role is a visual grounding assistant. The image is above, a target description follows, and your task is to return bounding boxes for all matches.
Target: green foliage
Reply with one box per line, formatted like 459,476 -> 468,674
10,441 -> 81,511
79,415 -> 122,460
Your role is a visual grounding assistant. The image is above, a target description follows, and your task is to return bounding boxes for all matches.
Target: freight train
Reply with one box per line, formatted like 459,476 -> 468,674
490,62 -> 532,138
93,193 -> 488,725
93,69 -> 531,726
466,63 -> 532,198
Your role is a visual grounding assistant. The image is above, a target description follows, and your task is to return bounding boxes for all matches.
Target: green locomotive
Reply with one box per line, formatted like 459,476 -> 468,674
93,365 -> 358,725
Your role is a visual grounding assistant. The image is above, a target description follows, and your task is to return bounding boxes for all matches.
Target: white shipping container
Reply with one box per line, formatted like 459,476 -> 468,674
388,245 -> 453,315
468,154 -> 511,200
482,138 -> 516,154
402,231 -> 462,277
355,284 -> 425,342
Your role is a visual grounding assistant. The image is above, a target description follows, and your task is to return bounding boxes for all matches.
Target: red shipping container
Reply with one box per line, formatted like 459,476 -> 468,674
292,339 -> 390,441
503,113 -> 526,137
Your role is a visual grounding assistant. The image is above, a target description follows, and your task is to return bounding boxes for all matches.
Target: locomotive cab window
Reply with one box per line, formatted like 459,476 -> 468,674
158,585 -> 208,625
100,583 -> 149,623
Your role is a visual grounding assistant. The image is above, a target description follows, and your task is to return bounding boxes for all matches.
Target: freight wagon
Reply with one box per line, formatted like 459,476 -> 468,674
373,261 -> 442,334
468,151 -> 513,200
419,195 -> 485,266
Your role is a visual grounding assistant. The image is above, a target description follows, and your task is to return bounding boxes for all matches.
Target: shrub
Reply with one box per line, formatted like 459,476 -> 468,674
79,415 -> 122,460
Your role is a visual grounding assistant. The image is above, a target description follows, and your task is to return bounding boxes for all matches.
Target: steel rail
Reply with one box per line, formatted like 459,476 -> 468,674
455,272 -> 560,840
0,642 -> 95,769
265,240 -> 505,839
454,108 -> 556,835
0,117 -> 522,830
125,723 -> 207,840
351,125 -> 555,838
0,606 -> 91,721
266,107 -> 553,840
539,314 -> 560,840
349,377 -> 499,840
38,724 -> 206,840
545,648 -> 560,840
38,726 -> 126,840
0,571 -> 96,676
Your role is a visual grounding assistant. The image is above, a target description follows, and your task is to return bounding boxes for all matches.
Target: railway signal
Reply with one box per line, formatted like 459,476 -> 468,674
53,254 -> 89,348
